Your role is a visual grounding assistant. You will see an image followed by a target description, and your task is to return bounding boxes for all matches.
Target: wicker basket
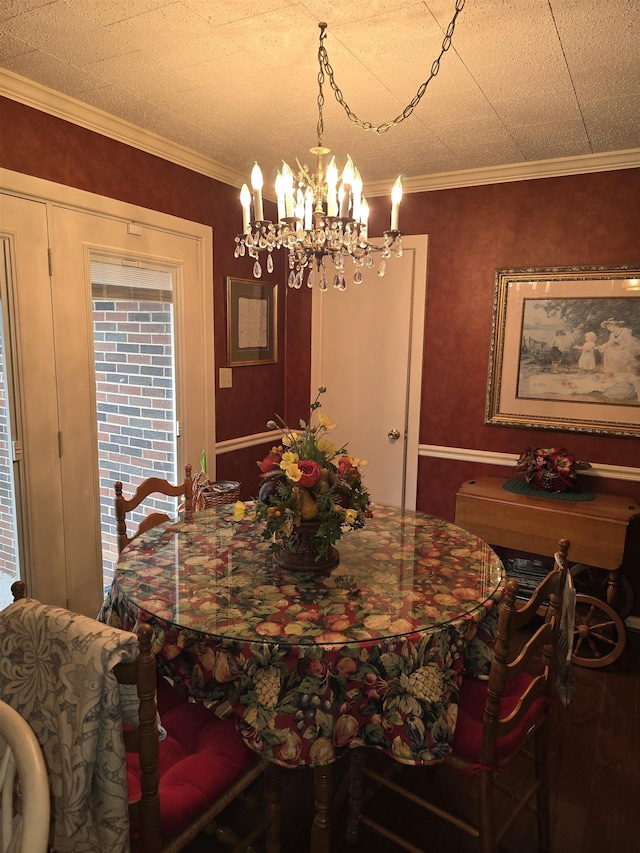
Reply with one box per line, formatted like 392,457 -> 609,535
192,473 -> 240,511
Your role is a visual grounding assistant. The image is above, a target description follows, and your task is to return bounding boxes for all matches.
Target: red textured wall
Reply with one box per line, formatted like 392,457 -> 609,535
0,96 -> 287,447
368,172 -> 640,520
2,96 -> 638,525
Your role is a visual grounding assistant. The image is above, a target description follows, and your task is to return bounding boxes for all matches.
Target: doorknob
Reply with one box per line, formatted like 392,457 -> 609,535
387,429 -> 401,441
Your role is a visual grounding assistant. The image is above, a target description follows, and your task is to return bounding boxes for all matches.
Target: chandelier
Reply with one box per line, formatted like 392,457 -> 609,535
234,3 -> 465,291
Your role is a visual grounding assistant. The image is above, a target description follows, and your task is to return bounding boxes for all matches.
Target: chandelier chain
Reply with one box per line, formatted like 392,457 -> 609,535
317,0 -> 465,136
317,43 -> 326,148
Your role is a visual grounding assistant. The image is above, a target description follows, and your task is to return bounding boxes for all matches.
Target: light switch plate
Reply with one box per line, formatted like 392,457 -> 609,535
219,367 -> 233,388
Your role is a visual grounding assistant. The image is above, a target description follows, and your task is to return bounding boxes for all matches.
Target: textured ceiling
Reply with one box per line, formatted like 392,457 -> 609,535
1,0 -> 639,187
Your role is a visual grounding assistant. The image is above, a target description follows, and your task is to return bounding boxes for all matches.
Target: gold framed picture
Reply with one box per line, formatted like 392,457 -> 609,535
226,278 -> 277,366
486,265 -> 640,437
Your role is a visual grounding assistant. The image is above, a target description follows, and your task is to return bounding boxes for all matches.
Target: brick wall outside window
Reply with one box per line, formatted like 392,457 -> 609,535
93,299 -> 176,584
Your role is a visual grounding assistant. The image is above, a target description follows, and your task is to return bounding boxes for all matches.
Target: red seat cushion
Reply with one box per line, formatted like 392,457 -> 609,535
127,682 -> 256,840
453,672 -> 548,766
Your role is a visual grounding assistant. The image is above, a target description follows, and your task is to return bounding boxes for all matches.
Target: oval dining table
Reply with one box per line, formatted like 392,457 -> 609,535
100,501 -> 504,853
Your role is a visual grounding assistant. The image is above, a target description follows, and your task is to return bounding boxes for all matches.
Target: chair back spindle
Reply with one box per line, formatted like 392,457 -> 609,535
115,463 -> 193,554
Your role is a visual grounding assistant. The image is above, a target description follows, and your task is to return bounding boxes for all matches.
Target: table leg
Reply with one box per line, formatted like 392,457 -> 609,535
310,764 -> 333,853
346,747 -> 366,845
264,762 -> 282,853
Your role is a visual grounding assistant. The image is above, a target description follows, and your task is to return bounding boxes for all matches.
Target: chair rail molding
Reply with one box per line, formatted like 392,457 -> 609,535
215,432 -> 274,454
420,445 -> 640,483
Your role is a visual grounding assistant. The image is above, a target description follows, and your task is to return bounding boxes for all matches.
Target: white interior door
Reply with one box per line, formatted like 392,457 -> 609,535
310,235 -> 428,508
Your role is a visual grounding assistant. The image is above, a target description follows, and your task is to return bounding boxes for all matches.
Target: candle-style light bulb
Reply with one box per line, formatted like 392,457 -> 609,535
240,183 -> 251,233
359,196 -> 369,240
251,162 -> 264,222
282,162 -> 294,218
352,168 -> 363,222
390,176 -> 403,232
275,171 -> 285,223
325,157 -> 338,217
337,184 -> 346,220
304,187 -> 313,230
340,156 -> 354,218
294,188 -> 305,223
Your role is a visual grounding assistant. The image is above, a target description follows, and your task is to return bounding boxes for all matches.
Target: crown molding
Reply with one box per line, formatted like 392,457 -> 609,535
3,68 -> 639,197
366,149 -> 640,196
0,68 -> 245,189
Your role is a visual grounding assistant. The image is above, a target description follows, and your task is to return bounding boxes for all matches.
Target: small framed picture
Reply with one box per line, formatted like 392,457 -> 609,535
486,265 -> 640,437
226,278 -> 277,366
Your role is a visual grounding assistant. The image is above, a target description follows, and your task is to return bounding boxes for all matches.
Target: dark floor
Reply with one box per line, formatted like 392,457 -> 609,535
185,629 -> 640,853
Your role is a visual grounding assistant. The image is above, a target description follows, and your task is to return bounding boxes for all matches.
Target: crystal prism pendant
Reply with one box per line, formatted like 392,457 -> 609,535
234,245 -> 240,258
333,273 -> 346,291
378,259 -> 386,277
319,276 -> 329,292
353,269 -> 363,284
253,259 -> 262,278
288,270 -> 296,288
307,269 -> 315,288
294,271 -> 303,289
267,253 -> 274,273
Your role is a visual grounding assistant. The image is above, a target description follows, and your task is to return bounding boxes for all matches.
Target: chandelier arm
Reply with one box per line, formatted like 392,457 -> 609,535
319,0 -> 465,135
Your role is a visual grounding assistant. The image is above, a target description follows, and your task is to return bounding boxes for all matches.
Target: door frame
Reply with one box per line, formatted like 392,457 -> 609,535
0,168 -> 214,614
310,234 -> 428,509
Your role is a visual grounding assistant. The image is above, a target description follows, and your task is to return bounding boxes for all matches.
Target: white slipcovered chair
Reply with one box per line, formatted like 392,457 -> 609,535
0,697 -> 50,853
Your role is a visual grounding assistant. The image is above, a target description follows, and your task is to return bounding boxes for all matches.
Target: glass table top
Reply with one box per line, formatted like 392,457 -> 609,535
114,502 -> 504,646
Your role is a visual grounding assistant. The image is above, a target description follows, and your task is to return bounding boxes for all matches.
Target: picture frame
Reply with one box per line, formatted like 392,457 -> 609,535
226,278 -> 278,366
485,265 -> 640,437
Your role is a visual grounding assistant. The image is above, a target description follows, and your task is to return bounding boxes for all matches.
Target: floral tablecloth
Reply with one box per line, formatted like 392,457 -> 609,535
100,503 -> 503,768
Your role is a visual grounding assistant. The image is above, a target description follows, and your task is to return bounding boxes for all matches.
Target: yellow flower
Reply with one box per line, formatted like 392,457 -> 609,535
319,414 -> 336,430
317,438 -> 336,457
344,508 -> 357,525
350,457 -> 368,468
279,451 -> 301,482
280,461 -> 302,482
233,501 -> 245,521
281,432 -> 300,447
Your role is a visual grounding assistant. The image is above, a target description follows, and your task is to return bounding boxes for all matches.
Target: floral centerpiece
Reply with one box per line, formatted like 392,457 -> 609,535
256,387 -> 371,570
515,446 -> 590,492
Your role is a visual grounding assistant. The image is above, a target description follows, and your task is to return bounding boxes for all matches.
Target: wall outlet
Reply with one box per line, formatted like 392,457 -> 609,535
219,367 -> 233,388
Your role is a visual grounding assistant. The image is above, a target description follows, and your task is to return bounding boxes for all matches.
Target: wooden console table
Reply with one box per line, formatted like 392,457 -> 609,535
455,476 -> 639,667
455,476 -> 639,574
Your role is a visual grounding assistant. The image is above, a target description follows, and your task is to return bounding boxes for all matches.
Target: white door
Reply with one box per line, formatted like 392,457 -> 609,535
1,173 -> 214,616
50,206 -> 214,615
0,195 -> 66,607
310,235 -> 428,509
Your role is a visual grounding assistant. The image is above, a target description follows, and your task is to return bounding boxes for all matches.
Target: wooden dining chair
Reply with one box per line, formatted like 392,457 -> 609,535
6,585 -> 281,853
116,624 -> 279,853
115,463 -> 194,554
0,697 -> 50,853
346,541 -> 570,853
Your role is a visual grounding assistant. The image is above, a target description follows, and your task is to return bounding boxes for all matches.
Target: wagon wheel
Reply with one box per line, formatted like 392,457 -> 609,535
571,594 -> 626,669
570,563 -> 634,620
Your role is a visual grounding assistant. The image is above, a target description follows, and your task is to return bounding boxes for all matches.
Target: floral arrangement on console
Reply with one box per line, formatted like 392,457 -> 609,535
256,387 -> 371,560
515,446 -> 590,492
